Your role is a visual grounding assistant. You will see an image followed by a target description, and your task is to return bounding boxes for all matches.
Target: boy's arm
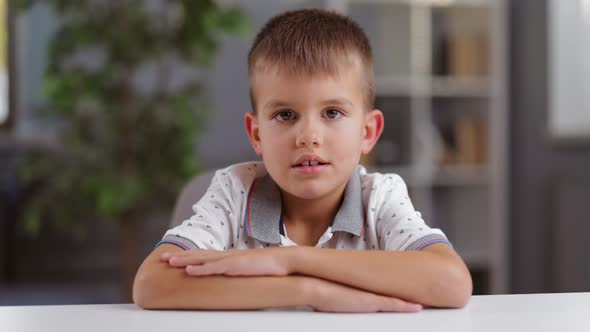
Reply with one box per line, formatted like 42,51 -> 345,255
133,244 -> 308,310
132,244 -> 422,312
289,243 -> 472,308
163,243 -> 471,309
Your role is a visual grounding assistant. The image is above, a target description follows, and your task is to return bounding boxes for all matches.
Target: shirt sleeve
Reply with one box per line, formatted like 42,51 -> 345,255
157,168 -> 237,251
374,174 -> 453,251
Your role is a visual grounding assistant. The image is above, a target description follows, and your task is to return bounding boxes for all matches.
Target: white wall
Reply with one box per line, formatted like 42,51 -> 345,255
549,0 -> 590,140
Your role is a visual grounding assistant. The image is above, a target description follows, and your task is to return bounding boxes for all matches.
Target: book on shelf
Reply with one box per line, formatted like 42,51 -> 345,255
448,31 -> 489,79
455,114 -> 487,165
435,114 -> 487,166
431,6 -> 490,79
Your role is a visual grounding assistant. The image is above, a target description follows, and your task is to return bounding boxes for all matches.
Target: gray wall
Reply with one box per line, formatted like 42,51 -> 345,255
509,0 -> 590,293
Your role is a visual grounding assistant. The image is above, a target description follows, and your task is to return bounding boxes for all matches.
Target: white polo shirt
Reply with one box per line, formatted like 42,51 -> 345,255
158,161 -> 451,251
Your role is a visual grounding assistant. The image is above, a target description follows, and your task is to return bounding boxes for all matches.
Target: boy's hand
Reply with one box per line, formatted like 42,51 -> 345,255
305,277 -> 423,313
161,247 -> 296,277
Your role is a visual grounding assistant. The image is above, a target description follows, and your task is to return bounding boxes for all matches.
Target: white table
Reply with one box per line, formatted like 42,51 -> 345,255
1,293 -> 589,332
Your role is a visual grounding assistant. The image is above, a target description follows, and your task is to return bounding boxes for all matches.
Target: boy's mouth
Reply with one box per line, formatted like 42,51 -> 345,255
292,154 -> 329,167
292,154 -> 330,174
293,160 -> 329,167
292,161 -> 330,175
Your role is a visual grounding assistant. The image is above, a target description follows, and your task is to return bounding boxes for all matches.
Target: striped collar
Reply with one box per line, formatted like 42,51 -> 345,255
243,168 -> 365,244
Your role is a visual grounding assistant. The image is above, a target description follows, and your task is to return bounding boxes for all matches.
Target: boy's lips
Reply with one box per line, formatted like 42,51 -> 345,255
292,154 -> 329,167
292,163 -> 330,175
292,154 -> 330,174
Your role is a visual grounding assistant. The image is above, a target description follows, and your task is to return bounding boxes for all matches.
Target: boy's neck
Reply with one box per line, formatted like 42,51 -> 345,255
280,183 -> 347,243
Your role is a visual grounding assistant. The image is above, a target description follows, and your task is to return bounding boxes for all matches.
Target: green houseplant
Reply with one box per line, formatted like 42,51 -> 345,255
15,0 -> 249,299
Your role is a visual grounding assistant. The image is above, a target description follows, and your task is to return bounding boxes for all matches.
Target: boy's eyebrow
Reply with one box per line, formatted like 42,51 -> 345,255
263,100 -> 291,110
263,98 -> 354,110
322,98 -> 354,107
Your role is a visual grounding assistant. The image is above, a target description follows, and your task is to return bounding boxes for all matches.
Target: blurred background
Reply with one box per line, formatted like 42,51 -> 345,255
1,0 -> 589,305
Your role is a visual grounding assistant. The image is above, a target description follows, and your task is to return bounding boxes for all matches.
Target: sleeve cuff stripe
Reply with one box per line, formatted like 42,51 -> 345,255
156,240 -> 190,250
161,234 -> 199,249
417,239 -> 453,250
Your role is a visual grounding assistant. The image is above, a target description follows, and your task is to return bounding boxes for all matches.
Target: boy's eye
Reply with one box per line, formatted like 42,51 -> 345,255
274,111 -> 295,121
323,108 -> 343,119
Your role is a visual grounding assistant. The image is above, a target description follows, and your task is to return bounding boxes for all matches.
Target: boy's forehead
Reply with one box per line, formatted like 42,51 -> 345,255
250,60 -> 365,108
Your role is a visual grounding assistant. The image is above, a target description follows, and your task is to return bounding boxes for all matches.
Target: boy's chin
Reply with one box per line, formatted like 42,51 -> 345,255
283,185 -> 338,200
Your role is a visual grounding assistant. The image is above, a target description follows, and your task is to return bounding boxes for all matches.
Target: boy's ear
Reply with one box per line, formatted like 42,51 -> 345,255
361,109 -> 384,154
244,112 -> 263,156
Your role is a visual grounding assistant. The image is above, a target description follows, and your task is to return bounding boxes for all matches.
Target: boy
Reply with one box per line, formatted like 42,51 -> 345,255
133,8 -> 472,313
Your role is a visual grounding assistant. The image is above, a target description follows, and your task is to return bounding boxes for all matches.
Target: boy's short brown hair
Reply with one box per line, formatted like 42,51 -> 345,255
248,8 -> 374,113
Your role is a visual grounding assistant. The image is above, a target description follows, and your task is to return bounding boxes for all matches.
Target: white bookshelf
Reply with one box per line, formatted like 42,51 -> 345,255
316,0 -> 509,294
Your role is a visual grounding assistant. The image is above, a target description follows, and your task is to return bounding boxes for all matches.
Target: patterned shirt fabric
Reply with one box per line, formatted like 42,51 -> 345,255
158,161 -> 452,251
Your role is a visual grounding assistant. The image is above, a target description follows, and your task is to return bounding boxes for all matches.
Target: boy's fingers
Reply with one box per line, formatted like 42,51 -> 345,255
382,298 -> 422,312
160,247 -> 241,261
169,256 -> 209,266
164,249 -> 208,257
160,249 -> 227,261
160,250 -> 197,261
186,261 -> 227,276
168,252 -> 231,266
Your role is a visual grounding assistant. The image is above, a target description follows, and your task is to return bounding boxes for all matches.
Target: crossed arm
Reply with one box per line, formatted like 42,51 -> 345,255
133,243 -> 472,312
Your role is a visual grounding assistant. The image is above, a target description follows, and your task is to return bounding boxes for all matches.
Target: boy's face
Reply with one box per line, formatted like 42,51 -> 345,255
245,60 -> 383,201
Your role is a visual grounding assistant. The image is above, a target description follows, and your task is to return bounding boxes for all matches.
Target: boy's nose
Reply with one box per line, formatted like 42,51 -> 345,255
295,128 -> 322,148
